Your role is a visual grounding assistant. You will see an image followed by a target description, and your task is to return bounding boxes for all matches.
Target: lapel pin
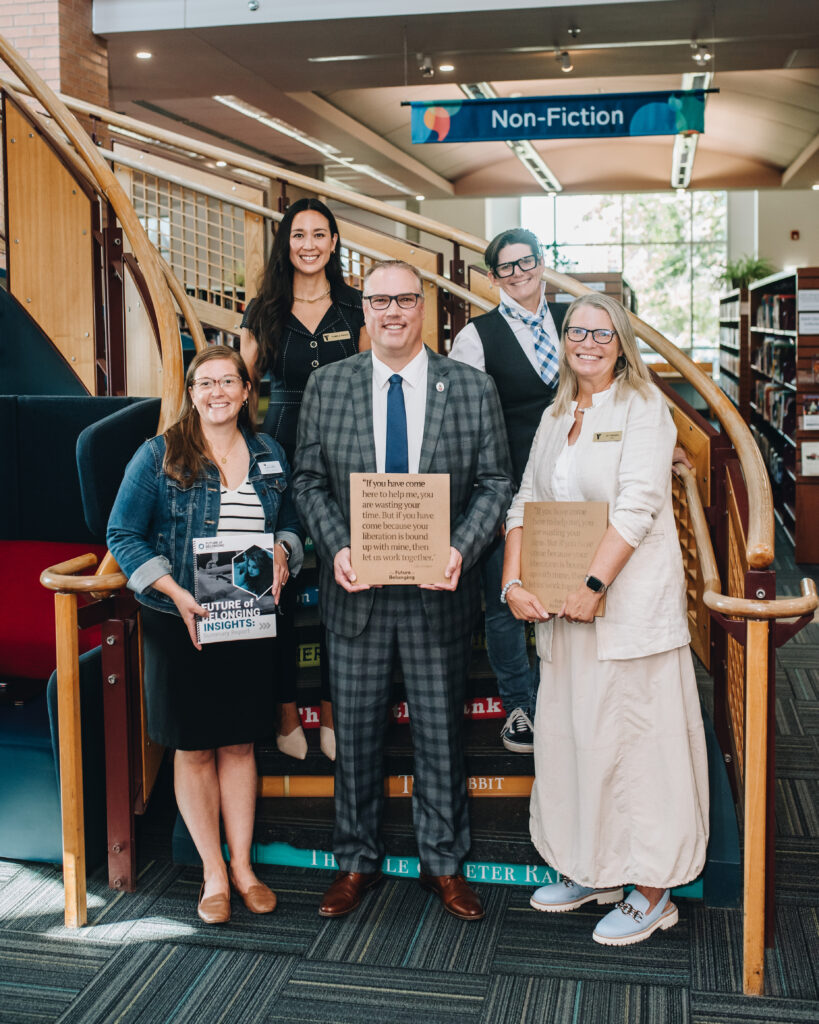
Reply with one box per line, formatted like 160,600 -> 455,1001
436,381 -> 445,392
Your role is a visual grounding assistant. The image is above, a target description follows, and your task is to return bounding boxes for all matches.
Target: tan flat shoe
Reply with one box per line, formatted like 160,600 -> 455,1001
230,871 -> 277,914
197,882 -> 231,925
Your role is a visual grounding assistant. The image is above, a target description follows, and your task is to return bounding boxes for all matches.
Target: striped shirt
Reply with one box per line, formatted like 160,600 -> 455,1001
217,478 -> 265,534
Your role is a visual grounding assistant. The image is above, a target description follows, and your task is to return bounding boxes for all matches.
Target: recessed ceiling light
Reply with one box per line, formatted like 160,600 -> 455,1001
215,160 -> 227,167
812,183 -> 819,191
415,194 -> 425,201
136,51 -> 152,60
438,64 -> 455,72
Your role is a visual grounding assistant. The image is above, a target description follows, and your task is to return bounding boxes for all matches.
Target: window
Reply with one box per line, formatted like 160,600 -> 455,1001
522,192 -> 727,364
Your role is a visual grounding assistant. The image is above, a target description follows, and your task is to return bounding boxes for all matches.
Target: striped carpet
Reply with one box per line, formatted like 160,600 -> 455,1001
0,532 -> 816,1023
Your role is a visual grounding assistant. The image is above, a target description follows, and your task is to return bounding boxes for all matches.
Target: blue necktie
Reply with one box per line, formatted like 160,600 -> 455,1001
385,373 -> 408,473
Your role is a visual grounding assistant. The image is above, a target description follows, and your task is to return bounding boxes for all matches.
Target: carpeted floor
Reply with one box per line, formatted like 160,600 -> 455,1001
0,531 -> 816,1024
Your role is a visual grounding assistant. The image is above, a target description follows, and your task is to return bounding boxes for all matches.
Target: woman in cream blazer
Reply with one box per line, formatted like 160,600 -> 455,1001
502,292 -> 709,948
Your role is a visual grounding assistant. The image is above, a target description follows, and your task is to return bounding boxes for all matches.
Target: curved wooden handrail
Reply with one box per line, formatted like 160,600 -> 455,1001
40,553 -> 127,594
1,65 -> 772,566
0,44 -> 184,430
676,466 -> 817,619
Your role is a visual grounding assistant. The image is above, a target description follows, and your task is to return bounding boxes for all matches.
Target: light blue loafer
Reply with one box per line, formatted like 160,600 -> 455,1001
530,877 -> 624,913
593,888 -> 678,946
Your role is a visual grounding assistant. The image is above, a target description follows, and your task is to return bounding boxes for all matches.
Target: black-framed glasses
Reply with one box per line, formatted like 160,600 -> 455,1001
565,327 -> 618,345
191,375 -> 244,392
363,293 -> 422,310
493,253 -> 541,277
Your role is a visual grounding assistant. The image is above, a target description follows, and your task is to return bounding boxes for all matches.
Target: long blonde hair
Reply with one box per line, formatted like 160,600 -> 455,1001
163,345 -> 254,486
550,292 -> 652,417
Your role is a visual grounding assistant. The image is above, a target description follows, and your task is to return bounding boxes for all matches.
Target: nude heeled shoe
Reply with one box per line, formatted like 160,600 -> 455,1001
276,724 -> 307,760
320,725 -> 336,761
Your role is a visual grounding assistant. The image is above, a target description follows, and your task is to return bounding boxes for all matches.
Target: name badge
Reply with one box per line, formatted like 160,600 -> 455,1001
259,460 -> 283,475
323,330 -> 351,343
593,431 -> 622,443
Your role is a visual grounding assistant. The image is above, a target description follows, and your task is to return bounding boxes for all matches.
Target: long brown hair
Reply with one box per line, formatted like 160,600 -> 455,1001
245,197 -> 344,377
163,345 -> 254,487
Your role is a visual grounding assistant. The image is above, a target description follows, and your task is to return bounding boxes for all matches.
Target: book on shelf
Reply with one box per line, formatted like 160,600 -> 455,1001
192,533 -> 278,645
802,442 -> 819,477
803,394 -> 819,430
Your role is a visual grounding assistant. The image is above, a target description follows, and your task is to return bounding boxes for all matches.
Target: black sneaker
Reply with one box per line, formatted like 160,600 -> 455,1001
501,708 -> 534,753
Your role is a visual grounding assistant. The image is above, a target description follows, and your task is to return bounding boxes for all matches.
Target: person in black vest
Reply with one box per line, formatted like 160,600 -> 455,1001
450,228 -> 567,753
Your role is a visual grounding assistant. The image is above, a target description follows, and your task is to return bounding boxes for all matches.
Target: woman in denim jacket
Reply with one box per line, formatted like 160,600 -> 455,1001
108,345 -> 303,924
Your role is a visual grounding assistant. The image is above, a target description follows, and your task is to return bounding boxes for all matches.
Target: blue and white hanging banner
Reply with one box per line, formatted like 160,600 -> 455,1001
409,90 -> 709,144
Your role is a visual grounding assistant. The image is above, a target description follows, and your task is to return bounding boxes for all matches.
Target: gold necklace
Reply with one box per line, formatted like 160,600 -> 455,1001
293,287 -> 331,304
209,433 -> 241,466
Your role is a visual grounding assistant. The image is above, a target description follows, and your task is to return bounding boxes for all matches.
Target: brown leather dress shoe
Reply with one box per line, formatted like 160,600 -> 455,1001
419,873 -> 485,920
230,871 -> 277,914
197,882 -> 231,925
318,871 -> 382,917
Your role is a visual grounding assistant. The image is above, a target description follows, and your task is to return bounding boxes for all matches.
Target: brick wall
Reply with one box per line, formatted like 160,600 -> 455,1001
0,0 -> 109,105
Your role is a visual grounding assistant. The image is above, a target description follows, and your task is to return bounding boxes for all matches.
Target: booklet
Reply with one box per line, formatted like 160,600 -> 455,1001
192,533 -> 278,644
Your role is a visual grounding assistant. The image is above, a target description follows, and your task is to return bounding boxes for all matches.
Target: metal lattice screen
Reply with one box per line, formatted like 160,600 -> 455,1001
130,169 -> 245,310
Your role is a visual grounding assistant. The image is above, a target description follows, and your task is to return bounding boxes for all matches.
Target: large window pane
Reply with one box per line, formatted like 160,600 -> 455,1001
555,194 -> 621,246
624,243 -> 692,348
622,192 -> 691,243
692,191 -> 727,242
520,195 -> 556,247
550,244 -> 622,274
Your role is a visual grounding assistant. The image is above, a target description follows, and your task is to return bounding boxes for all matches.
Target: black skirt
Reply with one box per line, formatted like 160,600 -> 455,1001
141,606 -> 276,750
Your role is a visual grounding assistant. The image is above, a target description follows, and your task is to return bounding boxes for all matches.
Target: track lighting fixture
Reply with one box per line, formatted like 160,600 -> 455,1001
691,42 -> 712,65
557,51 -> 573,73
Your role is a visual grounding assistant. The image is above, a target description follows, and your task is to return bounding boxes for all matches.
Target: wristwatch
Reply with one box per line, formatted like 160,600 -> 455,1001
276,540 -> 292,561
584,574 -> 608,594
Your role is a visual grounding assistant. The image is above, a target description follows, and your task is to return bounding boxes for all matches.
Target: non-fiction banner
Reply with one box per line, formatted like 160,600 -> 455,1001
409,90 -> 708,144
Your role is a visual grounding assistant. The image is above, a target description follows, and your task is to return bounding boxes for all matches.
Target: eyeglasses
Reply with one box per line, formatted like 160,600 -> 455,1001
565,327 -> 617,345
493,253 -> 540,278
191,375 -> 244,392
362,293 -> 422,310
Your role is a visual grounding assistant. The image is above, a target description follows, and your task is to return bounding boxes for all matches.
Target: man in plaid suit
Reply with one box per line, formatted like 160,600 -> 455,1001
292,260 -> 513,921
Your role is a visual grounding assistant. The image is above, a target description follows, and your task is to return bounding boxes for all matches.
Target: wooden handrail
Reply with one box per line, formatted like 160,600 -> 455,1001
100,147 -> 493,315
10,84 -> 771,564
40,553 -> 126,593
676,466 -> 817,618
0,47 -> 184,430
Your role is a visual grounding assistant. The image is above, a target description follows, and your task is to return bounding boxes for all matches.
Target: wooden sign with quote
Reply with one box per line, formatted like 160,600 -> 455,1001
521,501 -> 609,616
350,473 -> 450,585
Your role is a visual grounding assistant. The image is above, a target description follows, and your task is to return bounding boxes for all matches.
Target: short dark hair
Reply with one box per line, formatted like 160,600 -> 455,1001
484,229 -> 542,273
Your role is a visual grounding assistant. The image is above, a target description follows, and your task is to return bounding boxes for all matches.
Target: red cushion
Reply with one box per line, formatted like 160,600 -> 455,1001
0,541 -> 108,680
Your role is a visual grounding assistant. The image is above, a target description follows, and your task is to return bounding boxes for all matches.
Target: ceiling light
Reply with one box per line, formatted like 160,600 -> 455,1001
212,95 -> 416,196
415,194 -> 425,201
691,42 -> 712,64
557,51 -> 573,73
215,160 -> 227,167
812,183 -> 819,191
671,133 -> 698,189
417,54 -> 434,79
135,51 -> 152,60
459,83 -> 562,193
438,64 -> 455,72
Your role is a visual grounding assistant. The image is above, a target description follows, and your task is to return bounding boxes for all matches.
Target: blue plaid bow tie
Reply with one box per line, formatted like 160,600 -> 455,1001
500,298 -> 559,385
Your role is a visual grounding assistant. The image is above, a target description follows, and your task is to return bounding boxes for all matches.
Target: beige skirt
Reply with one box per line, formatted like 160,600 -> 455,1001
529,617 -> 709,889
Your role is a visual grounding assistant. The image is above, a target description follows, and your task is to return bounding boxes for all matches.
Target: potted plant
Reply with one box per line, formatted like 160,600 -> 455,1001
721,255 -> 776,290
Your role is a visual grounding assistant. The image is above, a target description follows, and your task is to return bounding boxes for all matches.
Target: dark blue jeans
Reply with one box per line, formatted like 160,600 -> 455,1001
480,534 -> 538,716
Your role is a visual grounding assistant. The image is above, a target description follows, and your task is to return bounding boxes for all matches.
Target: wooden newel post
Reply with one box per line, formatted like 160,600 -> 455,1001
743,617 -> 769,995
54,592 -> 87,927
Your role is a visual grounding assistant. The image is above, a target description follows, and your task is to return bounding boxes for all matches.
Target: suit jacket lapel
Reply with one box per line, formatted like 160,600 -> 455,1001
419,351 -> 449,473
351,354 -> 377,470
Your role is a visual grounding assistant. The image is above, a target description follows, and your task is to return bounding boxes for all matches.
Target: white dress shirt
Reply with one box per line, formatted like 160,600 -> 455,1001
448,283 -> 559,374
371,346 -> 428,473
